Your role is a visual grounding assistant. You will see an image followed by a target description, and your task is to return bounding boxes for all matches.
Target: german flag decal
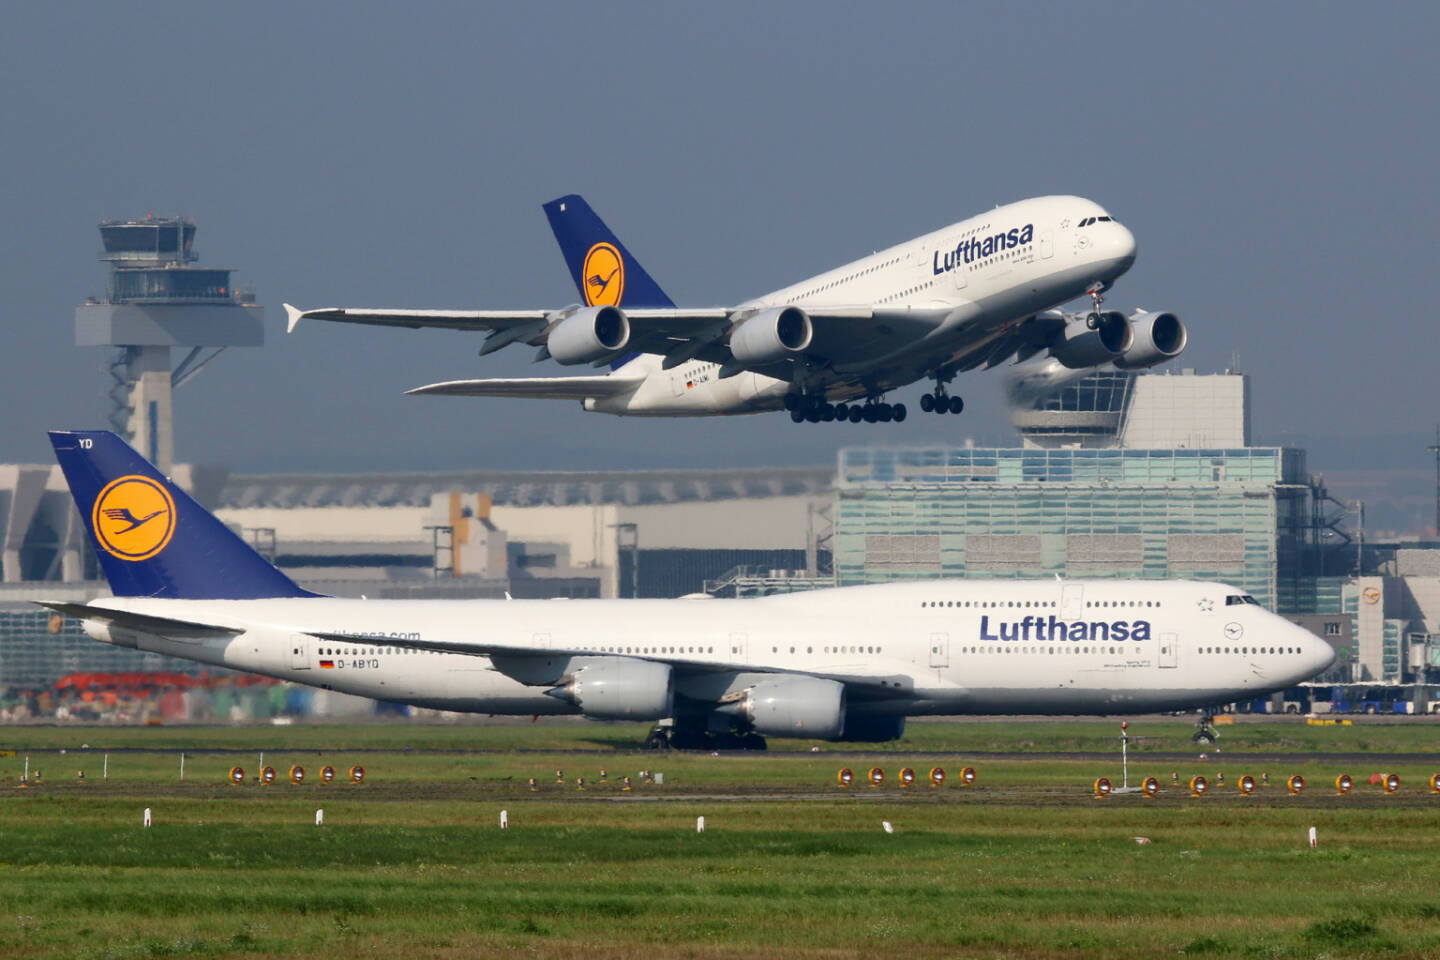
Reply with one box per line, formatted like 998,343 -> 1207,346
319,660 -> 335,669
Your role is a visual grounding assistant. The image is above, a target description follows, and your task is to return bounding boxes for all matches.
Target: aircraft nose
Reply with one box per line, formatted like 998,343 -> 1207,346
1297,622 -> 1338,679
1112,222 -> 1137,268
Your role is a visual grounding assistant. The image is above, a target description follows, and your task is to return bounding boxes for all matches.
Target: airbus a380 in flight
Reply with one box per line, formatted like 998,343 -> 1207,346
42,431 -> 1333,747
284,194 -> 1186,424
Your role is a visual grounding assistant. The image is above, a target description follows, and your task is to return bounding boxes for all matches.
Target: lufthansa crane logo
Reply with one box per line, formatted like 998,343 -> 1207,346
581,242 -> 624,306
92,475 -> 176,561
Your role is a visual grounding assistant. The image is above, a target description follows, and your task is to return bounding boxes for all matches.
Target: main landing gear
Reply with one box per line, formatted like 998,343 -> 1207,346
918,386 -> 964,415
785,394 -> 906,425
644,721 -> 767,751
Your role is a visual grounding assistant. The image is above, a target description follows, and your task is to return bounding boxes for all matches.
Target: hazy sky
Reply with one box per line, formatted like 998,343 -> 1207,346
2,2 -> 1435,528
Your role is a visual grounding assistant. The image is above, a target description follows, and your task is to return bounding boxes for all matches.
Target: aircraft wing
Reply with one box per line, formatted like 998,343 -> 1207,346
286,303 -> 729,339
286,302 -> 941,374
406,375 -> 639,400
303,628 -> 912,696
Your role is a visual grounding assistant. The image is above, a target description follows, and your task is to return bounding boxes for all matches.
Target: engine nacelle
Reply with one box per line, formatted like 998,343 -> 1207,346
834,713 -> 906,743
1049,310 -> 1133,369
546,306 -> 631,365
742,675 -> 845,739
728,307 -> 813,365
557,658 -> 672,721
1113,311 -> 1187,369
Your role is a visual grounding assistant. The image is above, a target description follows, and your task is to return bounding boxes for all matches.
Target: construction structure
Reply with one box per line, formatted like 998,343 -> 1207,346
75,216 -> 263,472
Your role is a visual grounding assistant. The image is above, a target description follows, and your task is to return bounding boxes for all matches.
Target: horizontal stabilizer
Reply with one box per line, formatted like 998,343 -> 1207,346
406,375 -> 640,400
37,601 -> 243,638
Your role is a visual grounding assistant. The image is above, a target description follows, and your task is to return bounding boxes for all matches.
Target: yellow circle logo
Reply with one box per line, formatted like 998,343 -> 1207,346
581,242 -> 625,306
92,475 -> 176,562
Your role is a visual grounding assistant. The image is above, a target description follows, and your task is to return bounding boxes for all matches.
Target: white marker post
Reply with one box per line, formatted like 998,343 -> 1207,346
1308,826 -> 1317,848
1121,721 -> 1129,792
179,753 -> 185,781
882,821 -> 894,834
23,755 -> 28,782
143,808 -> 152,828
696,816 -> 705,833
500,809 -> 509,829
103,753 -> 108,781
316,809 -> 324,826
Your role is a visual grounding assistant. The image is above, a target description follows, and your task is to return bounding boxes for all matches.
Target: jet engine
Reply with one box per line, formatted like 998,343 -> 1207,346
835,713 -> 906,742
1048,310 -> 1133,369
740,675 -> 845,739
546,306 -> 631,365
1113,311 -> 1187,369
728,307 -> 813,365
550,658 -> 672,720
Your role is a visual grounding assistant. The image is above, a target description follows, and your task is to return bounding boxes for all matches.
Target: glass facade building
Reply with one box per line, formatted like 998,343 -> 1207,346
835,446 -> 1308,610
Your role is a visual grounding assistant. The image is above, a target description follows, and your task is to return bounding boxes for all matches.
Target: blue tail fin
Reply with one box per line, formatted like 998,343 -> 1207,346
48,430 -> 315,600
542,195 -> 675,309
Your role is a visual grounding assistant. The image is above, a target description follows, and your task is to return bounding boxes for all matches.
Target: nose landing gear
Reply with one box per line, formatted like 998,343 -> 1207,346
1085,281 -> 1109,329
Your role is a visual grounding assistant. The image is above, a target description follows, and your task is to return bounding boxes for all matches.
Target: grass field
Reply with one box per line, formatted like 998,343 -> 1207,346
3,718 -> 1440,959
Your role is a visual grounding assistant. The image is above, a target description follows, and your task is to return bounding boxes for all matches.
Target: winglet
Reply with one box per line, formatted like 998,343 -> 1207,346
283,303 -> 305,334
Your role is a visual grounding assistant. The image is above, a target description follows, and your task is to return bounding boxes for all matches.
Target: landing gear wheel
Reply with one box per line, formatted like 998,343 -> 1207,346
1085,281 -> 1108,321
789,409 -> 805,423
1192,714 -> 1218,745
821,404 -> 835,422
741,733 -> 768,751
862,405 -> 877,424
948,395 -> 964,415
833,403 -> 849,421
877,404 -> 893,423
848,406 -> 864,423
892,402 -> 907,422
805,406 -> 822,423
919,394 -> 934,413
784,394 -> 801,412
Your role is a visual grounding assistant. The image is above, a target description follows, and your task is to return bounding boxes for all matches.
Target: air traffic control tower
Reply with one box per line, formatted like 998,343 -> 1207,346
75,216 -> 263,473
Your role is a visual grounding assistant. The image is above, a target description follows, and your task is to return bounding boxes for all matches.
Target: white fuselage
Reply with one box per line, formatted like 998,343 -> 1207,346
81,579 -> 1333,720
588,195 -> 1137,415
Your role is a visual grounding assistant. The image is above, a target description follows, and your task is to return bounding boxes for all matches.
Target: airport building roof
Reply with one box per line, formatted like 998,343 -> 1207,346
217,466 -> 834,510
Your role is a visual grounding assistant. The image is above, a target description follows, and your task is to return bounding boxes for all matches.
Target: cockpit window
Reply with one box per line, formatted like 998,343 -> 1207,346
1225,595 -> 1260,606
1079,217 -> 1094,227
1097,215 -> 1112,222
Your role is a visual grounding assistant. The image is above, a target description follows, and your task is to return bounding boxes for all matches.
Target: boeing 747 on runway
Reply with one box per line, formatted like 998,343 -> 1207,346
285,195 -> 1186,424
40,431 -> 1333,747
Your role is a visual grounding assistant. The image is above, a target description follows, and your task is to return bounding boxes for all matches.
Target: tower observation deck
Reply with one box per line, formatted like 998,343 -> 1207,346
76,216 -> 263,472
